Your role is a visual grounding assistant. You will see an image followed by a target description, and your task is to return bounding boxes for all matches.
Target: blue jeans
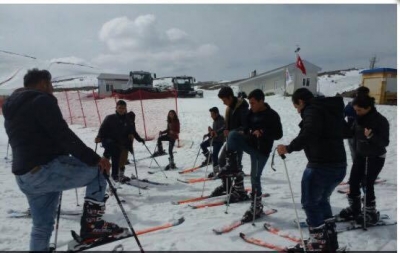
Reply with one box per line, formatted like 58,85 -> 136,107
301,166 -> 346,227
227,131 -> 269,195
200,139 -> 224,166
15,155 -> 106,251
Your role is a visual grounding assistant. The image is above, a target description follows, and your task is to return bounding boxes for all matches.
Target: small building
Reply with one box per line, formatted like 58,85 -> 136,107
236,60 -> 322,96
97,73 -> 129,97
360,68 -> 397,105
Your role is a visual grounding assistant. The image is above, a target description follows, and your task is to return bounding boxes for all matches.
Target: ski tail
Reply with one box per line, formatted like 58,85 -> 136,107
239,233 -> 287,251
178,166 -> 202,174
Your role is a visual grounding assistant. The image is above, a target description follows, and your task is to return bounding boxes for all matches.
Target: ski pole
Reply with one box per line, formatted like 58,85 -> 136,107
201,138 -> 214,197
4,140 -> 9,160
193,145 -> 202,169
280,151 -> 306,253
363,157 -> 368,231
75,188 -> 79,206
95,142 -> 98,153
149,133 -> 162,168
252,140 -> 260,226
143,143 -> 167,178
132,151 -> 141,196
224,178 -> 235,214
103,171 -> 145,253
49,192 -> 62,253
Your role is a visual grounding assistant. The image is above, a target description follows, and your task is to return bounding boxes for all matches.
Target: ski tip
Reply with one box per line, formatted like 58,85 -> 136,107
171,201 -> 179,205
239,232 -> 246,238
175,217 -> 185,225
212,229 -> 222,235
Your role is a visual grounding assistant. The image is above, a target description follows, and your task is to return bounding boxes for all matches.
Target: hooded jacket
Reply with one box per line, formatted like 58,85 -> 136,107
3,88 -> 100,175
286,96 -> 347,168
224,97 -> 249,131
353,107 -> 389,157
245,103 -> 283,155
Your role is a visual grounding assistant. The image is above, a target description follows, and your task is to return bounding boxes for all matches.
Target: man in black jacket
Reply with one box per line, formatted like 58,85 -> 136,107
277,88 -> 347,252
95,100 -> 145,183
339,95 -> 389,225
226,89 -> 282,222
210,86 -> 250,203
3,69 -> 127,251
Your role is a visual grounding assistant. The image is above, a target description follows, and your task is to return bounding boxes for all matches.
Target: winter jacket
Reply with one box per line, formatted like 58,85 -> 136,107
286,96 -> 347,168
97,112 -> 135,150
353,107 -> 389,157
161,119 -> 180,140
245,103 -> 283,155
224,97 -> 249,131
3,88 -> 100,175
212,115 -> 225,143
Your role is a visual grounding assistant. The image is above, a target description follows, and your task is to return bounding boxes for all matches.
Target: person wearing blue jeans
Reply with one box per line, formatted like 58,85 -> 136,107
3,69 -> 127,251
278,88 -> 347,252
226,89 -> 282,222
200,107 -> 225,175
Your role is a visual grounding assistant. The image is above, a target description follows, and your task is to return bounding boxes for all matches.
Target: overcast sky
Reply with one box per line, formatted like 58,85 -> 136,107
0,4 -> 396,81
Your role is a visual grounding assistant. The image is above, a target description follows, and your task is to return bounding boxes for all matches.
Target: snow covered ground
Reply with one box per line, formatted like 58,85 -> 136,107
0,72 -> 397,251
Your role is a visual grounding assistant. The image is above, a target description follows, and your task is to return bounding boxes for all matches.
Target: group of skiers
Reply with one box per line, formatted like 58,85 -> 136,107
2,68 -> 390,252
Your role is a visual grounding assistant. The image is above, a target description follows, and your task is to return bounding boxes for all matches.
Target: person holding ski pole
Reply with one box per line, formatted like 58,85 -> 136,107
153,110 -> 180,170
225,89 -> 282,222
199,107 -> 225,177
338,95 -> 389,225
277,88 -> 347,252
209,86 -> 249,202
3,69 -> 128,251
95,100 -> 144,183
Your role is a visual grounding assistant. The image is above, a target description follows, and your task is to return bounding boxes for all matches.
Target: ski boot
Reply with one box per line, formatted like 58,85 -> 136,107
80,198 -> 128,242
241,193 -> 263,222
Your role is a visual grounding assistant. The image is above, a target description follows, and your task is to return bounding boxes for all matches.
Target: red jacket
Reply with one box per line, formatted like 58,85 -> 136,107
162,119 -> 180,140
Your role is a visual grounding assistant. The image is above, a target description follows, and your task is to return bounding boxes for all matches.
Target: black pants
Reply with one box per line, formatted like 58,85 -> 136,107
102,139 -> 122,179
157,134 -> 176,159
349,154 -> 385,206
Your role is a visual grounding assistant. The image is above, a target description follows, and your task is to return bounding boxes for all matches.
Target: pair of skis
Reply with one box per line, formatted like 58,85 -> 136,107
241,216 -> 396,251
67,217 -> 185,252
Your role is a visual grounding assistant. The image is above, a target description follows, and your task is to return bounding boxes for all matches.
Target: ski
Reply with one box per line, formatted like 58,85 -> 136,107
240,232 -> 347,252
336,219 -> 397,233
239,232 -> 287,251
177,177 -> 216,184
121,180 -> 149,190
190,193 -> 270,209
67,217 -> 185,252
178,165 -> 203,174
337,179 -> 387,194
171,188 -> 252,205
7,209 -> 81,218
294,214 -> 390,228
130,174 -> 169,185
263,222 -> 301,243
212,209 -> 277,235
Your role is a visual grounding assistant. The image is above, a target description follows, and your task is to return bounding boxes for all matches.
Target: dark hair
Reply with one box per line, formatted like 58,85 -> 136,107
24,68 -> 51,88
356,86 -> 370,96
248,89 -> 265,101
352,95 -> 375,109
209,107 -> 219,114
218,86 -> 234,99
167,110 -> 179,123
292,88 -> 314,104
116,100 -> 127,106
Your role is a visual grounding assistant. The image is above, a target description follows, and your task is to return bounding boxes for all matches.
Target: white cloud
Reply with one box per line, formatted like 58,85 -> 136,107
166,28 -> 188,42
94,14 -> 219,77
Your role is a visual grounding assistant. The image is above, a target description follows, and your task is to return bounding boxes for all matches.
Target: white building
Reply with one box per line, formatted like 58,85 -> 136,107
97,73 -> 129,97
236,60 -> 322,96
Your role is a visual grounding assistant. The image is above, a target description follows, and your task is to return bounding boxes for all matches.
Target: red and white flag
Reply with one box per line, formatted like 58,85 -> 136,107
296,55 -> 306,75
